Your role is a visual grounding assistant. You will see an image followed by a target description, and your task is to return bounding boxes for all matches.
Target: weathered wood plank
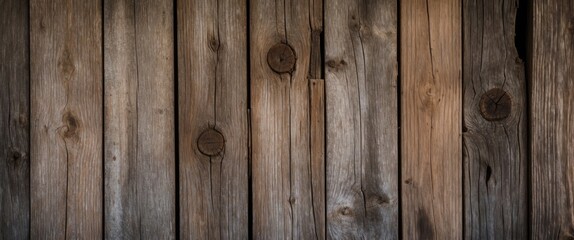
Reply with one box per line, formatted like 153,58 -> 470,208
325,0 -> 398,238
462,0 -> 528,239
104,0 -> 175,238
0,0 -> 30,238
400,0 -> 462,239
250,0 -> 324,238
310,79 -> 325,240
177,0 -> 249,238
30,0 -> 103,238
531,0 -> 574,238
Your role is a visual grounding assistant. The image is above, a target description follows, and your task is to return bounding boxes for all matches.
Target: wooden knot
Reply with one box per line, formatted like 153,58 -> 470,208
197,129 -> 225,157
480,88 -> 511,121
61,112 -> 79,138
267,43 -> 296,73
11,150 -> 21,161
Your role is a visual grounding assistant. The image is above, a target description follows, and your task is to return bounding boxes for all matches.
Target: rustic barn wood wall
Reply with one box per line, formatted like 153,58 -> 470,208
1,0 -> 573,239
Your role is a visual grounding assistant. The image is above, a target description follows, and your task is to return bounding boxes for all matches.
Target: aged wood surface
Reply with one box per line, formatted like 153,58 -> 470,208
177,0 -> 249,238
30,0 -> 103,238
531,0 -> 574,238
104,0 -> 175,238
0,0 -> 30,238
401,0 -> 462,239
310,78 -> 325,240
325,0 -> 398,238
463,0 -> 528,239
250,0 -> 324,238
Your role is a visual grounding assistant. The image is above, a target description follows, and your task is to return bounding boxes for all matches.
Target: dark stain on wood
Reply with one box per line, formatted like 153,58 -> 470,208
417,209 -> 434,239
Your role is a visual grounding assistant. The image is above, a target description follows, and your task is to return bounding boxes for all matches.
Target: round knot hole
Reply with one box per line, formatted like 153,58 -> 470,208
197,129 -> 225,157
267,43 -> 296,73
480,88 -> 511,121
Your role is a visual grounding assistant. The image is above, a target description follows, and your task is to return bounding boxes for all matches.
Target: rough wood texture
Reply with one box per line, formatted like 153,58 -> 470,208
325,0 -> 398,238
0,0 -> 30,238
30,0 -> 103,238
531,0 -> 574,238
310,79 -> 325,240
463,0 -> 528,238
177,0 -> 249,238
104,0 -> 175,238
250,0 -> 324,238
401,0 -> 462,239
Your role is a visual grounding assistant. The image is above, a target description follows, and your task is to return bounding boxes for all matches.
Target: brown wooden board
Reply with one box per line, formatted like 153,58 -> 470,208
0,0 -> 30,238
250,0 -> 324,238
531,0 -> 574,238
462,0 -> 528,238
400,0 -> 462,238
177,0 -> 249,238
104,0 -> 175,238
325,0 -> 399,238
30,0 -> 103,238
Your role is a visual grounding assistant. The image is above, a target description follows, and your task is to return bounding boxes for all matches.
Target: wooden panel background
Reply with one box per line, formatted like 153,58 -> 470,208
104,0 -> 175,238
1,0 -> 574,239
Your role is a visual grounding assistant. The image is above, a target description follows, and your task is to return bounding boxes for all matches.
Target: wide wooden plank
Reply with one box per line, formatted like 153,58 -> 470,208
30,0 -> 103,238
250,0 -> 324,238
0,0 -> 30,238
462,0 -> 528,238
177,0 -> 249,238
400,0 -> 462,239
325,0 -> 398,238
531,0 -> 574,238
104,0 -> 175,238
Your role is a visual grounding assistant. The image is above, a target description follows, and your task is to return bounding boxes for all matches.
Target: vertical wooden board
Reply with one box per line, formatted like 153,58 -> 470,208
310,79 -> 325,240
104,0 -> 175,238
30,0 -> 102,238
177,0 -> 249,238
325,0 -> 398,238
0,0 -> 30,238
250,0 -> 324,238
531,0 -> 574,238
400,0 -> 462,239
463,0 -> 528,239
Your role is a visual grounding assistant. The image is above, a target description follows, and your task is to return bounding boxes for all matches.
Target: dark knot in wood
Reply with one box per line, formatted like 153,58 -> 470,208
267,43 -> 296,73
479,88 -> 511,121
62,112 -> 79,138
197,129 -> 225,157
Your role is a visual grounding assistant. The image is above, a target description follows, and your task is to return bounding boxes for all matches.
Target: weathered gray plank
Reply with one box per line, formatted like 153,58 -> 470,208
250,0 -> 324,238
531,0 -> 574,238
30,0 -> 103,238
0,0 -> 30,238
177,0 -> 249,238
400,0 -> 462,239
325,0 -> 398,238
104,0 -> 175,238
463,0 -> 528,239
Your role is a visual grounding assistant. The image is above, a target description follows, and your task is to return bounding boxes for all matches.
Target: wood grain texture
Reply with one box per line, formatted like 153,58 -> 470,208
400,0 -> 462,239
177,0 -> 249,238
30,0 -> 102,238
531,0 -> 574,238
325,0 -> 398,238
310,79 -> 325,240
463,0 -> 528,239
104,0 -> 175,238
250,0 -> 324,238
0,0 -> 30,238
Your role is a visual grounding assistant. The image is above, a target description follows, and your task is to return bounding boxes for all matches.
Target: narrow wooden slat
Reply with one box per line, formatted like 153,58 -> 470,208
104,0 -> 175,238
462,0 -> 528,238
310,79 -> 325,240
325,0 -> 398,238
531,0 -> 574,238
400,0 -> 462,239
0,0 -> 30,238
177,0 -> 249,238
250,0 -> 324,238
30,0 -> 103,238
